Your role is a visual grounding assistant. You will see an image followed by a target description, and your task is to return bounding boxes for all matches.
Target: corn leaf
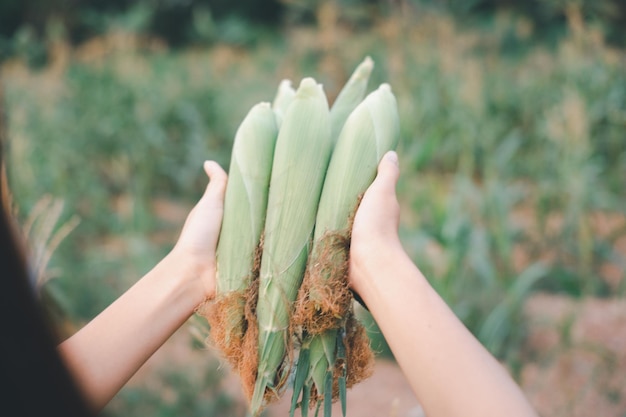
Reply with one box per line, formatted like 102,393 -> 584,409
329,56 -> 374,143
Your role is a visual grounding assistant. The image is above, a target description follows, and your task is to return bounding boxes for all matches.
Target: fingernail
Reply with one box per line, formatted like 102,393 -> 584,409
386,151 -> 399,166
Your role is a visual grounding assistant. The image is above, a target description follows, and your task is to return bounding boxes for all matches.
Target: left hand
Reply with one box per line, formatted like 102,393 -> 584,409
172,160 -> 227,300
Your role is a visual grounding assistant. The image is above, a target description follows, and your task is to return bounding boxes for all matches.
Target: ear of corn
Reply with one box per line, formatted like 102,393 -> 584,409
292,83 -> 400,415
207,103 -> 278,365
329,56 -> 374,143
216,102 -> 278,294
251,77 -> 333,415
315,83 -> 399,236
272,79 -> 296,128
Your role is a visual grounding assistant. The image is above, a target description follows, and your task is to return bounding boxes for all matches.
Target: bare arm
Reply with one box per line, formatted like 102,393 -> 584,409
349,152 -> 537,417
58,161 -> 227,411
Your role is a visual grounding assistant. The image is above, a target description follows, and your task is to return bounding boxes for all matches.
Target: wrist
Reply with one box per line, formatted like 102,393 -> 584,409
351,243 -> 430,319
162,249 -> 215,308
350,238 -> 408,298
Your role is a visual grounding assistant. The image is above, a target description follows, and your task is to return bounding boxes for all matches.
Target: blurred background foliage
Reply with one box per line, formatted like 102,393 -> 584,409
1,0 -> 626,64
1,0 -> 625,416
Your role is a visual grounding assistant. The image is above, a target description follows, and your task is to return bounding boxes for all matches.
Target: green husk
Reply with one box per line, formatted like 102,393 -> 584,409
251,77 -> 333,415
216,102 -> 278,294
202,103 -> 277,376
291,83 -> 400,414
272,79 -> 296,128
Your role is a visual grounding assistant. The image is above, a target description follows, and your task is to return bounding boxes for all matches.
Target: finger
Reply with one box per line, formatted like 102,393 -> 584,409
202,160 -> 228,203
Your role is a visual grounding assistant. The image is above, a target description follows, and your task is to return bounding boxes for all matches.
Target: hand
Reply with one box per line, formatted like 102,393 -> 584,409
349,151 -> 402,293
172,160 -> 227,301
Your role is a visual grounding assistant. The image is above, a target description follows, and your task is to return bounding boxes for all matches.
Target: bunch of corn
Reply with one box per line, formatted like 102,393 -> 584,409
200,57 -> 400,417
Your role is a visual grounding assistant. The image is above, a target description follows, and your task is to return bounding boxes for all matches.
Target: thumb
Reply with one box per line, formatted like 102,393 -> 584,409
372,151 -> 400,194
202,160 -> 228,205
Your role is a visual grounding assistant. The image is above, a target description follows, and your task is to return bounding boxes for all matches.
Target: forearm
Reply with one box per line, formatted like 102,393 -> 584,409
58,250 -> 206,411
354,246 -> 537,417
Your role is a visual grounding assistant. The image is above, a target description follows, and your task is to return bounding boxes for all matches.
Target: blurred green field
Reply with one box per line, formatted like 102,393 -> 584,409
2,4 -> 625,416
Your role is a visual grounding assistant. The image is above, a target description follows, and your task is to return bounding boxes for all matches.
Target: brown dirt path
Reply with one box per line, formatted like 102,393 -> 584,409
108,292 -> 626,417
521,293 -> 626,417
265,359 -> 424,417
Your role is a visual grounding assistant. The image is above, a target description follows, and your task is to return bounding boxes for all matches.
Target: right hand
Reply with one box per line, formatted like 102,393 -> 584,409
349,151 -> 403,294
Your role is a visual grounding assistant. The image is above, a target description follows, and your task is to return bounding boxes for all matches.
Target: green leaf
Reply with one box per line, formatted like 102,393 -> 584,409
290,348 -> 311,417
324,370 -> 333,417
314,397 -> 322,417
336,329 -> 347,417
302,381 -> 311,417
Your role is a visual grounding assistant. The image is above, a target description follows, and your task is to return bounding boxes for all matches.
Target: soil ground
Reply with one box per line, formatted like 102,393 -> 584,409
265,360 -> 424,417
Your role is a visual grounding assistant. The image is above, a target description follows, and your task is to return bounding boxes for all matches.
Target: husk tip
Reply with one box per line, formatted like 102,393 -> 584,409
299,77 -> 318,90
361,55 -> 375,70
378,83 -> 392,93
296,77 -> 326,100
279,79 -> 294,91
353,56 -> 374,79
